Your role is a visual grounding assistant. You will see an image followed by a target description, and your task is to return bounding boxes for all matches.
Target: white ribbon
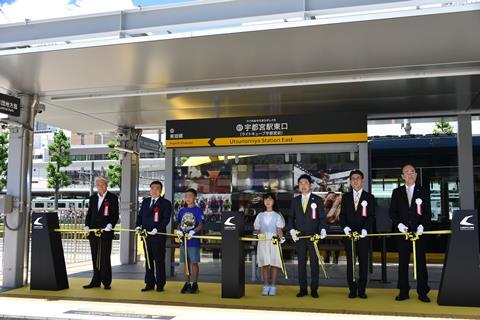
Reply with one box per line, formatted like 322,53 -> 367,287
311,202 -> 317,219
415,198 -> 422,215
361,200 -> 368,217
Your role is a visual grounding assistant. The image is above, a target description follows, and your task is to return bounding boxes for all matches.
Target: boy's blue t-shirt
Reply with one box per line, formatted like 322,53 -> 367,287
177,206 -> 205,247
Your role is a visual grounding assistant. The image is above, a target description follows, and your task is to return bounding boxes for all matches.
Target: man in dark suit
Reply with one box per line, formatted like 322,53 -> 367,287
287,174 -> 327,298
135,180 -> 172,292
389,164 -> 432,302
83,176 -> 119,289
339,169 -> 375,299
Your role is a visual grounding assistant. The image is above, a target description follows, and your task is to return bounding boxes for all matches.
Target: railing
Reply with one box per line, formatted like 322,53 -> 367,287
31,208 -> 120,268
0,209 -> 119,283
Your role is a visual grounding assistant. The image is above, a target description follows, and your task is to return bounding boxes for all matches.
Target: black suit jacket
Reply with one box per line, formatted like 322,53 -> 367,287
287,193 -> 327,235
339,190 -> 376,232
135,196 -> 172,232
389,185 -> 432,231
85,191 -> 119,229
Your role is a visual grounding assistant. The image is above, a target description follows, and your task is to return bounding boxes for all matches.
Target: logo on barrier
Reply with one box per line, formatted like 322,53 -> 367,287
33,217 -> 43,230
460,215 -> 475,231
224,216 -> 236,230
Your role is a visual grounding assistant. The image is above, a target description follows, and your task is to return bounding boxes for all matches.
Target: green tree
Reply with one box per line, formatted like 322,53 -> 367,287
106,138 -> 122,188
433,120 -> 454,136
0,131 -> 9,192
46,130 -> 72,209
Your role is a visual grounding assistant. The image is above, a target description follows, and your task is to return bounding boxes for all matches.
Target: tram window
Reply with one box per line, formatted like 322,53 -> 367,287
34,203 -> 44,208
58,203 -> 66,208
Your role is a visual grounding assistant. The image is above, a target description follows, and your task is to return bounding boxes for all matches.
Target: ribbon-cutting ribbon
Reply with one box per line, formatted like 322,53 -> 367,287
271,235 -> 288,279
53,227 -> 452,281
184,233 -> 190,276
406,232 -> 420,280
347,231 -> 360,282
93,229 -> 103,270
309,234 -> 329,279
136,229 -> 151,270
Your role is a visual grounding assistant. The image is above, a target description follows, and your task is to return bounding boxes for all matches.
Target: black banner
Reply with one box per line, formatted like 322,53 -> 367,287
0,93 -> 20,117
30,212 -> 69,290
438,210 -> 480,307
221,211 -> 245,298
166,112 -> 367,148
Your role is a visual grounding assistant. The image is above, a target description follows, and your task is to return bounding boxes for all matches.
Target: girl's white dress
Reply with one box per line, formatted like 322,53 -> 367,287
253,211 -> 285,268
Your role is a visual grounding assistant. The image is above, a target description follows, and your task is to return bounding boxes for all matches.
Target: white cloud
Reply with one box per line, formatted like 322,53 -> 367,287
0,0 -> 135,24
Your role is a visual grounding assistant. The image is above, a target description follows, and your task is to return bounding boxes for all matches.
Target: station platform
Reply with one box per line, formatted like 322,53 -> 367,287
2,278 -> 479,319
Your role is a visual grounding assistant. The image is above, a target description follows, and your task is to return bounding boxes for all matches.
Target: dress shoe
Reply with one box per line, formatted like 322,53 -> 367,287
395,294 -> 410,301
311,290 -> 319,298
156,286 -> 164,292
190,282 -> 199,294
296,290 -> 308,297
141,285 -> 155,292
104,285 -> 111,290
83,283 -> 100,289
348,291 -> 357,298
358,293 -> 368,299
418,295 -> 431,303
181,282 -> 191,294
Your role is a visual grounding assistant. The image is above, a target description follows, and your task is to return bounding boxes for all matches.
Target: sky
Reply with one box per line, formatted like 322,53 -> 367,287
0,0 -> 193,24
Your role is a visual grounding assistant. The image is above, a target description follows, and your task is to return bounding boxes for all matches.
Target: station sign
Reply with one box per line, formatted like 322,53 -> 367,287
0,93 -> 21,117
166,112 -> 367,148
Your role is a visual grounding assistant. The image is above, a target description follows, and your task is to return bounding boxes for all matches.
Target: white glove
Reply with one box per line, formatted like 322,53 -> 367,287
148,228 -> 158,235
84,226 -> 90,231
280,236 -> 286,244
176,230 -> 184,240
135,226 -> 142,231
188,230 -> 195,240
398,223 -> 409,234
360,229 -> 368,238
320,228 -> 327,239
343,226 -> 352,235
416,224 -> 424,235
290,229 -> 299,242
104,223 -> 112,232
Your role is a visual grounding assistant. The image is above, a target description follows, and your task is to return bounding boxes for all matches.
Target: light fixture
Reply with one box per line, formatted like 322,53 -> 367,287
48,66 -> 480,102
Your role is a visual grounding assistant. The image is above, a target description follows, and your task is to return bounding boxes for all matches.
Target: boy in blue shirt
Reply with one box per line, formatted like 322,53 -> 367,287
176,188 -> 204,294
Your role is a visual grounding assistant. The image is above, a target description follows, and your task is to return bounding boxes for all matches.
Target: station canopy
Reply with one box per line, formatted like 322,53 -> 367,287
0,0 -> 479,133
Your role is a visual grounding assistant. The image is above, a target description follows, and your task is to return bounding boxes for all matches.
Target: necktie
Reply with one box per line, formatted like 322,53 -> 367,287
302,195 -> 308,213
354,192 -> 360,210
407,187 -> 412,207
150,199 -> 155,208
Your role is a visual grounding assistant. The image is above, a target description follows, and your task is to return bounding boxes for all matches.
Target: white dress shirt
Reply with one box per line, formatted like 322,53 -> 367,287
97,192 -> 106,211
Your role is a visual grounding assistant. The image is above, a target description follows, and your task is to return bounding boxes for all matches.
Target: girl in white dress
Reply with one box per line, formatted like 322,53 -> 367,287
253,192 -> 285,296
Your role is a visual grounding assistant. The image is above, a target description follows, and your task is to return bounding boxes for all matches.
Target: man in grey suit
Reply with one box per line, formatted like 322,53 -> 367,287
287,174 -> 327,298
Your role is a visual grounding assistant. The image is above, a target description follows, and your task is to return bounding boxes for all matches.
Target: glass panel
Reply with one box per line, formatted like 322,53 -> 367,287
172,150 -> 359,281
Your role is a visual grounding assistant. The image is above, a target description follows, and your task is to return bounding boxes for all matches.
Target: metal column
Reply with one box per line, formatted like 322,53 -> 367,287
119,128 -> 141,264
2,94 -> 36,288
164,148 -> 175,276
359,142 -> 370,191
457,114 -> 475,210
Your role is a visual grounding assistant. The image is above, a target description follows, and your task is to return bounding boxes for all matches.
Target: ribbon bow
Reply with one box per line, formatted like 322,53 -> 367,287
348,231 -> 361,241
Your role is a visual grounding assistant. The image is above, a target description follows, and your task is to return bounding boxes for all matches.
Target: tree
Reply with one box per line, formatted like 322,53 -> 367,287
46,130 -> 72,209
433,120 -> 454,136
106,138 -> 122,188
0,131 -> 8,192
